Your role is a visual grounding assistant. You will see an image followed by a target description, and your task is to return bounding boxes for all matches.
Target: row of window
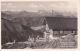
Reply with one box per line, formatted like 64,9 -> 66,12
53,31 -> 76,34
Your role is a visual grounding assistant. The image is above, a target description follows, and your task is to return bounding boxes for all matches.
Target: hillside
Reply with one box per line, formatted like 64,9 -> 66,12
12,17 -> 45,27
1,18 -> 39,45
1,12 -> 15,20
1,12 -> 46,27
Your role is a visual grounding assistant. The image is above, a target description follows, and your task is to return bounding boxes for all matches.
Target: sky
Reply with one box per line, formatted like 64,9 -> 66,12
1,1 -> 77,12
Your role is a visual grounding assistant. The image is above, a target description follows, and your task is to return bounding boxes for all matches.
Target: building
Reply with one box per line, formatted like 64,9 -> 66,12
45,17 -> 77,37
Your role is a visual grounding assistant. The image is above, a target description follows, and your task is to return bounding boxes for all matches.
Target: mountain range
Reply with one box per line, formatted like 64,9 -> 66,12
2,10 -> 77,18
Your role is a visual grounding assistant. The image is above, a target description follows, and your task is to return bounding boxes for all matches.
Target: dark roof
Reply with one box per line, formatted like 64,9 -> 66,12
46,17 -> 77,30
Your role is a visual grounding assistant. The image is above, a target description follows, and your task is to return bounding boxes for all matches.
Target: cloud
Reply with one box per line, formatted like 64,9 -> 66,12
29,4 -> 38,8
1,1 -> 77,12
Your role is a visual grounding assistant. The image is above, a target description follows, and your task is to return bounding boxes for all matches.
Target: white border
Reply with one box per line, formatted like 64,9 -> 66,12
0,0 -> 79,51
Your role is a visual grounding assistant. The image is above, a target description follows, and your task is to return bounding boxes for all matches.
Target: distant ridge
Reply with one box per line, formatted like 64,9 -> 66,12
2,10 -> 77,18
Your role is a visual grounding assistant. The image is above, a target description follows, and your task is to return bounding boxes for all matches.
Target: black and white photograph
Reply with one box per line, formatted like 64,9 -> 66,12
1,0 -> 78,49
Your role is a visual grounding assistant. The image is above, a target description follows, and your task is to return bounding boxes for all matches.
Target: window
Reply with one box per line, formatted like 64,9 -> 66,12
64,31 -> 71,34
60,30 -> 63,34
53,31 -> 59,34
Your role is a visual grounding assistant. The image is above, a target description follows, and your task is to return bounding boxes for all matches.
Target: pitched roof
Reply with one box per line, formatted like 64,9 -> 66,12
46,17 -> 77,30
